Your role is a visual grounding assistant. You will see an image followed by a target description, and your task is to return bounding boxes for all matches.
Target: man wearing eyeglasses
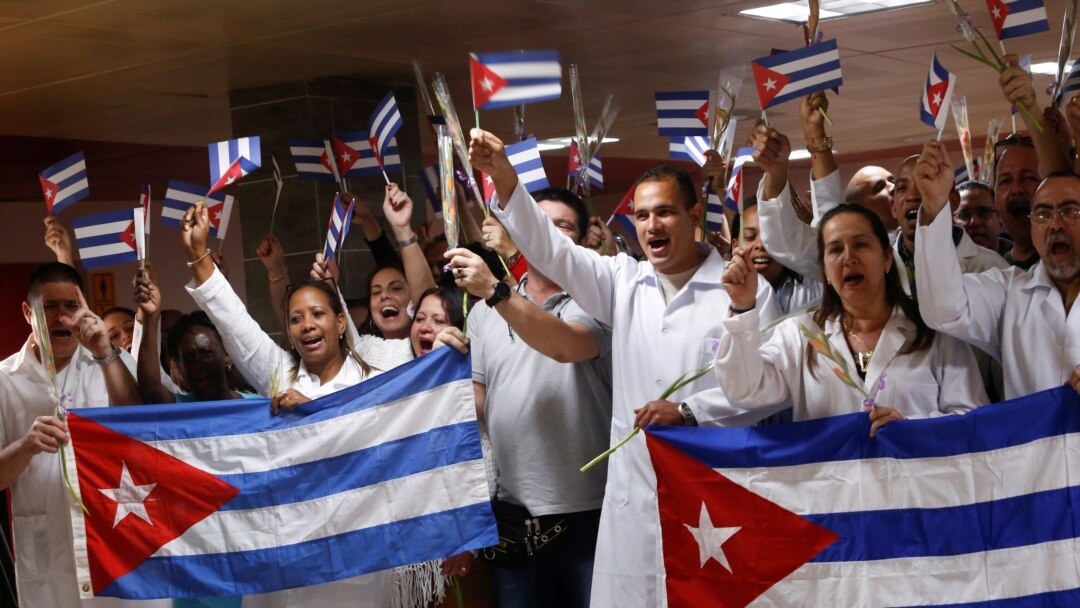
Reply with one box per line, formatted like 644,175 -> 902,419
955,180 -> 1010,257
914,140 -> 1080,399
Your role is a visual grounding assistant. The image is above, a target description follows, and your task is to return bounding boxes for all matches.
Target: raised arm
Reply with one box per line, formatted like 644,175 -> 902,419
44,215 -> 76,267
183,203 -> 286,395
753,124 -> 824,280
914,140 -> 1009,359
133,266 -> 175,405
383,182 -> 436,303
256,234 -> 290,335
999,53 -> 1070,175
470,128 -> 620,325
447,246 -> 604,363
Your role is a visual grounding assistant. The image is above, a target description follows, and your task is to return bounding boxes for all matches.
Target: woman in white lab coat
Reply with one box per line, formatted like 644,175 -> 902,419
716,203 -> 988,431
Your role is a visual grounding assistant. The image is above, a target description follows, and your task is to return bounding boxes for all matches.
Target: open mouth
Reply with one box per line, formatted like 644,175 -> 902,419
1008,199 -> 1031,220
904,208 -> 919,222
50,329 -> 72,340
842,273 -> 865,286
1049,241 -> 1073,258
751,255 -> 772,270
418,338 -> 434,353
300,336 -> 324,352
647,237 -> 670,254
380,306 -> 401,320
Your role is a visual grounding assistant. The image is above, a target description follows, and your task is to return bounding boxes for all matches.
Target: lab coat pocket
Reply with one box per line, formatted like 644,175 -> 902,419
700,337 -> 723,369
883,377 -> 940,419
13,514 -> 50,581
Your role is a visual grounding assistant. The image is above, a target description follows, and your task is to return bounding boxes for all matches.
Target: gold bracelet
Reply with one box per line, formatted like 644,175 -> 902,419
790,189 -> 807,213
268,272 -> 288,283
806,135 -> 833,153
186,249 -> 212,268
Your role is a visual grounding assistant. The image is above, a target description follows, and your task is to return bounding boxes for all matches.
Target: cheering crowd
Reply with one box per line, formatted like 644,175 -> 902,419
2,43 -> 1080,607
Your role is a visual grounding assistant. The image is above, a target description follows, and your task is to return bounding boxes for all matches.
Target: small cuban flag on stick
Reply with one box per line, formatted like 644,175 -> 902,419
208,136 -> 261,195
586,154 -> 603,191
367,91 -> 403,185
323,193 -> 355,262
1056,60 -> 1080,108
655,91 -> 710,137
73,209 -> 139,269
986,0 -> 1050,43
470,49 -> 562,112
752,40 -> 843,122
162,180 -> 235,240
40,151 -> 90,215
920,52 -> 957,140
138,184 -> 151,269
505,137 -> 550,193
133,207 -> 147,269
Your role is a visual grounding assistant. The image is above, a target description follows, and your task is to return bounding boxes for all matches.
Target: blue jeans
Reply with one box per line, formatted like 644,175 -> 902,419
493,509 -> 601,608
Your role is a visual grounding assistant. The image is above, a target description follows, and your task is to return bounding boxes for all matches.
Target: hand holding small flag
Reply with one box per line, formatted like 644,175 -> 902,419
468,128 -> 516,201
181,204 -> 212,274
911,140 -> 955,221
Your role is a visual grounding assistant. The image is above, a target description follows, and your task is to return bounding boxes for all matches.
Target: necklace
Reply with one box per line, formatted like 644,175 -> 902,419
843,316 -> 876,374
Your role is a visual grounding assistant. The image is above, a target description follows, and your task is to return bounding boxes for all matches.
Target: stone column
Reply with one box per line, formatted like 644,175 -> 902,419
228,78 -> 424,336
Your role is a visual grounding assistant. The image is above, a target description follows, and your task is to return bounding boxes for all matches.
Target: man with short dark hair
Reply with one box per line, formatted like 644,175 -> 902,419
469,127 -> 781,607
955,180 -> 1010,256
0,263 -> 155,607
445,188 -> 612,607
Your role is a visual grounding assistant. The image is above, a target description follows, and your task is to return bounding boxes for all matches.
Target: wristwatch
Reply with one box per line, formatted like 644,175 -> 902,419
677,402 -> 698,426
93,344 -> 122,367
485,281 -> 511,307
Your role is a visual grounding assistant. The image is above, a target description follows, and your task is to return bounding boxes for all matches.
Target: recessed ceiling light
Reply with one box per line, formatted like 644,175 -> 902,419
1029,61 -> 1065,75
740,0 -> 931,24
536,136 -> 620,151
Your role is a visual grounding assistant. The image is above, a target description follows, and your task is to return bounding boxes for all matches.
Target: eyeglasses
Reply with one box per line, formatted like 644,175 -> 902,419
1029,205 -> 1080,226
953,207 -> 997,224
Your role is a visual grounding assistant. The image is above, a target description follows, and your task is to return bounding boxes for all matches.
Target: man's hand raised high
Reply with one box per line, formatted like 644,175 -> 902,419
468,128 -> 517,207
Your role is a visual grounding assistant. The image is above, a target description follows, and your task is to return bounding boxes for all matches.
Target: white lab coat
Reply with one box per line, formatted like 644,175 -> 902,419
715,307 -> 987,420
914,208 -> 1080,398
492,181 -> 782,607
756,172 -> 1009,290
187,268 -> 413,607
0,338 -> 168,608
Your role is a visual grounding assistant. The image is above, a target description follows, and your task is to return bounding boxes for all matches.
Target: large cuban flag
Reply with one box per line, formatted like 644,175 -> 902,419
64,348 -> 497,600
208,137 -> 261,195
752,39 -> 843,110
647,386 -> 1080,606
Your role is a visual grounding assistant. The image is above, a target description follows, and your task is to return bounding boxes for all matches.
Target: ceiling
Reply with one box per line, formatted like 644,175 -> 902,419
0,0 -> 1066,161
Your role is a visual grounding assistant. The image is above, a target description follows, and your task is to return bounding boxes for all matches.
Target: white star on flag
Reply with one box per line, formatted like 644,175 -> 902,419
226,175 -> 236,184
340,150 -> 352,162
992,6 -> 1001,19
45,188 -> 54,200
213,211 -> 222,223
684,502 -> 740,572
481,76 -> 494,92
932,92 -> 942,107
764,78 -> 777,91
99,461 -> 157,528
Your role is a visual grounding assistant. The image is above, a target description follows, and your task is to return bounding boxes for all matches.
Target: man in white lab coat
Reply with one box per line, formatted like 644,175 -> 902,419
469,128 -> 783,607
913,140 -> 1080,398
0,262 -> 166,607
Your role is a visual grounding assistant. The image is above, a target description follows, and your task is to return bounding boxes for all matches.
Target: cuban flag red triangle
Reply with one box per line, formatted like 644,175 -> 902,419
68,412 -> 240,595
927,80 -> 949,115
119,221 -> 137,250
694,101 -> 709,129
40,176 -> 58,213
751,63 -> 792,110
987,0 -> 1009,38
647,431 -> 838,607
331,137 -> 360,174
470,55 -> 509,110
